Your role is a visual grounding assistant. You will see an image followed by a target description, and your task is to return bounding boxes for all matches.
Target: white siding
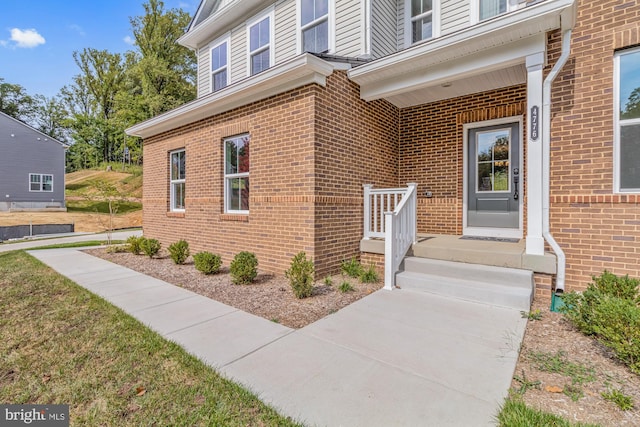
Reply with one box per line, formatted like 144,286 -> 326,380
197,47 -> 210,98
230,25 -> 246,84
441,0 -> 470,35
335,0 -> 362,57
275,0 -> 296,63
371,0 -> 398,58
396,0 -> 404,50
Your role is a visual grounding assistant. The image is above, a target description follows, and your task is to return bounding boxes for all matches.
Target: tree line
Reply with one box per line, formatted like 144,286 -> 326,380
0,0 -> 196,171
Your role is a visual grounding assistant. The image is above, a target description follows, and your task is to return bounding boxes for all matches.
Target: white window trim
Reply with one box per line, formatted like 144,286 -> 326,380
29,173 -> 53,192
170,149 -> 186,212
470,0 -> 519,25
614,47 -> 640,193
246,8 -> 275,76
209,34 -> 230,93
404,0 -> 440,48
224,134 -> 250,214
296,0 -> 335,55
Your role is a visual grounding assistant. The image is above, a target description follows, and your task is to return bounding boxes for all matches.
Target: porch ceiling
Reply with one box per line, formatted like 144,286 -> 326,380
348,0 -> 576,108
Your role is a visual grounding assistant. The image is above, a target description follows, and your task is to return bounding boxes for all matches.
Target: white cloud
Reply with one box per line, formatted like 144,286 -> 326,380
123,35 -> 135,45
9,28 -> 45,48
69,24 -> 86,36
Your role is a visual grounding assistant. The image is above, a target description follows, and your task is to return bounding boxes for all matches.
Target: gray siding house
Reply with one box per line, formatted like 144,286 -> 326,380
0,112 -> 67,211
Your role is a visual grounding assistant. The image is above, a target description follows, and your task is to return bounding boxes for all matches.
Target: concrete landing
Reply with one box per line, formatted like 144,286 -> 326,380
28,246 -> 527,427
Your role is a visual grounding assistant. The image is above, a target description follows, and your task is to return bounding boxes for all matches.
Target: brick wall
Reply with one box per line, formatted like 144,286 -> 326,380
143,71 -> 399,276
549,0 -> 640,291
399,86 -> 527,234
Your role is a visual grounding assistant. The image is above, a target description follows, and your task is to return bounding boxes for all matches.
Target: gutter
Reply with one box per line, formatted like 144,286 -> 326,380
542,27 -> 572,294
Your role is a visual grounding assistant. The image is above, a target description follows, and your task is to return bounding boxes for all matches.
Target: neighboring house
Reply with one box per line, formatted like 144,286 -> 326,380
0,112 -> 67,212
127,0 -> 640,296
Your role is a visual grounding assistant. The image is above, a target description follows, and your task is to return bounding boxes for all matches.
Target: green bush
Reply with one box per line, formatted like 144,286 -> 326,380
127,235 -> 144,255
338,281 -> 355,293
341,257 -> 363,278
230,251 -> 258,285
193,251 -> 222,275
285,252 -> 315,299
359,263 -> 379,283
140,238 -> 161,259
168,239 -> 190,265
561,270 -> 640,374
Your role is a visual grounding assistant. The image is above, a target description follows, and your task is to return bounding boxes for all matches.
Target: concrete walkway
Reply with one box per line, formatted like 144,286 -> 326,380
27,243 -> 527,427
0,229 -> 142,253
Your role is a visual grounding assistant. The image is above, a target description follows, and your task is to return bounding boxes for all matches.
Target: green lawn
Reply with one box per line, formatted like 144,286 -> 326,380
0,250 -> 301,426
497,397 -> 600,427
66,200 -> 142,214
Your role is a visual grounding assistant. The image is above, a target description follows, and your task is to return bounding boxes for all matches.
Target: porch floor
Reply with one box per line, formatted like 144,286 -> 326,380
361,234 -> 556,274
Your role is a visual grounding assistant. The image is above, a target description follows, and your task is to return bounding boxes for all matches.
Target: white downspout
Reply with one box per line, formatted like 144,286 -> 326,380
542,27 -> 572,294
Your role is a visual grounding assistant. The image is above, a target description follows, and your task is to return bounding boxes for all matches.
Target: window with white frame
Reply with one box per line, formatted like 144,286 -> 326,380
224,135 -> 250,213
210,39 -> 228,92
615,47 -> 640,192
248,11 -> 272,76
29,174 -> 53,192
170,150 -> 186,211
300,0 -> 329,53
478,0 -> 507,21
408,0 -> 434,45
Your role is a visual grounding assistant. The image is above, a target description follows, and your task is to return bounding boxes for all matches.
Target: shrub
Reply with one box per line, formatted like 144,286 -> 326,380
230,251 -> 258,285
338,281 -> 355,293
359,263 -> 379,283
168,239 -> 190,265
324,276 -> 333,286
127,235 -> 144,255
561,270 -> 640,374
106,244 -> 128,254
285,252 -> 315,299
140,238 -> 161,258
341,257 -> 363,278
193,251 -> 222,275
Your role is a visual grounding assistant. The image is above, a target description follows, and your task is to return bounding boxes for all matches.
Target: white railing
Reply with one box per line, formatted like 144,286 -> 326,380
363,183 -> 418,290
363,184 -> 409,239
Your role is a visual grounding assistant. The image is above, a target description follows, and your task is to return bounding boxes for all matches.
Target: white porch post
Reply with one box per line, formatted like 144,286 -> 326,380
363,184 -> 372,239
525,52 -> 545,255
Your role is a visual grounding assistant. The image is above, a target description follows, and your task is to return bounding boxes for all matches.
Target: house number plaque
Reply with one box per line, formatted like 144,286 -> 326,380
530,105 -> 539,141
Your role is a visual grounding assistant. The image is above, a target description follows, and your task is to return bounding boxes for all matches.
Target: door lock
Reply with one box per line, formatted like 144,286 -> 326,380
513,168 -> 519,200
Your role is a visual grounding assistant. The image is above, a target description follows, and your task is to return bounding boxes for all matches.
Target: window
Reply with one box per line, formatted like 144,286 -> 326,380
615,47 -> 640,192
300,0 -> 329,53
476,129 -> 510,192
29,174 -> 53,192
170,150 -> 186,211
478,0 -> 506,21
210,39 -> 228,92
248,11 -> 273,76
224,135 -> 250,213
409,0 -> 434,44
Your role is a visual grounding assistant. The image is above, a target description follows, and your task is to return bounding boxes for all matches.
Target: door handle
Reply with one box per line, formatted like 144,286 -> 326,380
513,168 -> 519,200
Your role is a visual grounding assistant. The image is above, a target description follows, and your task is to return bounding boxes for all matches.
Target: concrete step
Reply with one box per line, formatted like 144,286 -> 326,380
396,257 -> 534,311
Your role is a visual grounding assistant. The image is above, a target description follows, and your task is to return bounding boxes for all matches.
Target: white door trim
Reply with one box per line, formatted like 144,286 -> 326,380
462,116 -> 524,239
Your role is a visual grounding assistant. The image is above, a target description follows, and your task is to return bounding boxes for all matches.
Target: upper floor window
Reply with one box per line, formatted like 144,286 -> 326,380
301,0 -> 329,53
410,0 -> 434,44
477,0 -> 517,22
29,173 -> 53,192
615,47 -> 640,192
211,39 -> 229,92
224,135 -> 250,213
170,149 -> 186,211
248,11 -> 273,76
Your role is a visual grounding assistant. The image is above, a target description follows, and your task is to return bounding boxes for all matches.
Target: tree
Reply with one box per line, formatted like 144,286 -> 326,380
33,95 -> 69,143
621,87 -> 640,120
0,78 -> 36,121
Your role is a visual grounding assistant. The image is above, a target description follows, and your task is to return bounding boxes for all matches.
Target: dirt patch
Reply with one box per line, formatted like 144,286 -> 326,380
0,211 -> 142,232
85,248 -> 382,329
511,298 -> 640,426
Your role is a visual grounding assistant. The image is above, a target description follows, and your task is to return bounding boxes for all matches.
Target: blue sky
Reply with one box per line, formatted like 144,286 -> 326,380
0,0 -> 198,98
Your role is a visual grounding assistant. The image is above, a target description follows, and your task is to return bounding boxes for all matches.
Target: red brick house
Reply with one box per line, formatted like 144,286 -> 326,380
127,0 -> 640,299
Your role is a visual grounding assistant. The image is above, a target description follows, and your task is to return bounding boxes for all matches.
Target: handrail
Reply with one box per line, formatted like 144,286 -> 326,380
384,183 -> 417,290
363,184 -> 407,239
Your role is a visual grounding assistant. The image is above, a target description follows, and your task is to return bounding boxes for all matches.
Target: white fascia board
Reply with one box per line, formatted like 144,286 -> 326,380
348,0 -> 575,86
361,33 -> 545,101
126,54 -> 334,139
179,0 -> 265,49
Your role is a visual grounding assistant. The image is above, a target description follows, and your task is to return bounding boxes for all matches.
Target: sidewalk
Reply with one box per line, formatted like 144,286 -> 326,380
0,229 -> 141,253
28,246 -> 526,427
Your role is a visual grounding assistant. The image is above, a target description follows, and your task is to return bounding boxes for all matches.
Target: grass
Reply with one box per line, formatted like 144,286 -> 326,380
338,281 -> 355,293
601,388 -> 635,410
527,351 -> 596,385
0,250 -> 301,426
66,200 -> 142,214
27,240 -> 125,250
497,397 -> 601,427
